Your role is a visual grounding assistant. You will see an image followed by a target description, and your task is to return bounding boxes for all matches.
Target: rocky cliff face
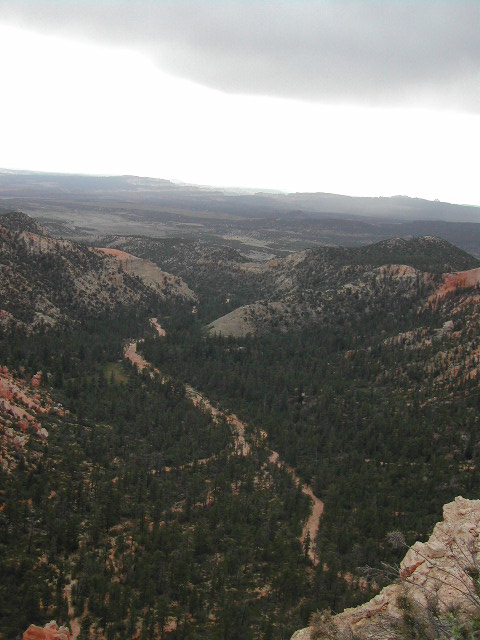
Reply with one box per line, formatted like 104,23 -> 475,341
430,267 -> 480,300
291,497 -> 480,639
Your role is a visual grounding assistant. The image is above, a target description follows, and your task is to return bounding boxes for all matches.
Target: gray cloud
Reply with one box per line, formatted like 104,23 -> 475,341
0,1 -> 478,111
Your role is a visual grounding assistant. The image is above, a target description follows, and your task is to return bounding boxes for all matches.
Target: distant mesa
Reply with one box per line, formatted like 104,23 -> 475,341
1,169 -> 479,222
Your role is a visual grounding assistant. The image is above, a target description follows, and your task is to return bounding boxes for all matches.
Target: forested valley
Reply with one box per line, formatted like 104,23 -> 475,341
2,212 -> 480,639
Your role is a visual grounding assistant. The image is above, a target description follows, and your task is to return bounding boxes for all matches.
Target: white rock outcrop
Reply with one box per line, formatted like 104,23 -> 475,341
291,497 -> 480,639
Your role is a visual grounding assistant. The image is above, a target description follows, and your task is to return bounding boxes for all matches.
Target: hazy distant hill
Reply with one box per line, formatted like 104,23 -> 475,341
2,170 -> 480,259
1,169 -> 478,221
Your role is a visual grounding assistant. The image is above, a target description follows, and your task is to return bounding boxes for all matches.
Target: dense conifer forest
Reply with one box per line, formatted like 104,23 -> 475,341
3,313 -> 373,639
2,214 -> 480,639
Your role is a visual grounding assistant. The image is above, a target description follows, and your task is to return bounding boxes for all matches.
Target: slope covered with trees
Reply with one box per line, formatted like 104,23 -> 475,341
140,234 -> 480,621
2,214 -> 480,639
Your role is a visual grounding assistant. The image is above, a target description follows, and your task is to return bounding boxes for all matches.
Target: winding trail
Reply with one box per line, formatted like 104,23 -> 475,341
64,579 -> 81,640
268,452 -> 324,564
124,319 -> 324,565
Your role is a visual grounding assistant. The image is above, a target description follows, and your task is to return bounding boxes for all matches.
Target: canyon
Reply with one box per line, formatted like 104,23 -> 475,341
4,211 -> 480,638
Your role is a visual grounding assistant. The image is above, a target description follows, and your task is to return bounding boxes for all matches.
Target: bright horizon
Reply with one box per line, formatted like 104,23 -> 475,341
2,164 -> 480,211
0,3 -> 478,208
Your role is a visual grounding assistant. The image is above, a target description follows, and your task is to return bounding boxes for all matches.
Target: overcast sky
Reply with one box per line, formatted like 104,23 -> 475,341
0,1 -> 478,204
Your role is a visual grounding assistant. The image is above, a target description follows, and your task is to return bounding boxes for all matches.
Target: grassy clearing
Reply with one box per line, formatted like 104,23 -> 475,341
103,362 -> 129,384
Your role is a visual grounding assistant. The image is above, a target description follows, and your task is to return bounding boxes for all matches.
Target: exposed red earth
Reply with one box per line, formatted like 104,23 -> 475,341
23,621 -> 70,640
123,341 -> 160,376
150,317 -> 166,337
0,367 -> 66,471
429,267 -> 480,304
63,581 -> 82,640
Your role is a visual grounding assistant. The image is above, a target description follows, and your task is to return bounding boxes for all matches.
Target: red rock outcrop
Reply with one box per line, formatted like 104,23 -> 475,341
31,372 -> 42,388
291,497 -> 480,639
429,267 -> 480,304
23,621 -> 70,640
0,366 -> 65,470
